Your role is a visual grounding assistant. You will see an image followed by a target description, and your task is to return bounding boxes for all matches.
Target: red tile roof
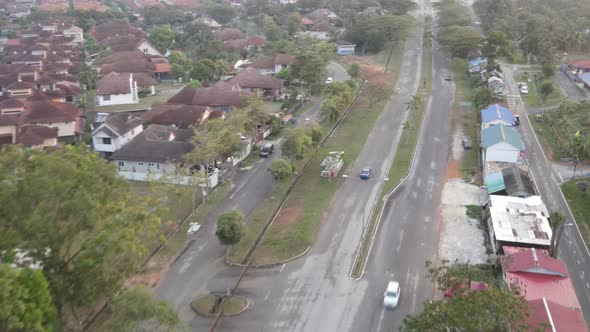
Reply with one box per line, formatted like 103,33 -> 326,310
17,125 -> 58,145
528,298 -> 588,332
301,17 -> 314,25
154,63 -> 171,73
232,67 -> 283,89
5,39 -> 20,46
245,36 -> 266,47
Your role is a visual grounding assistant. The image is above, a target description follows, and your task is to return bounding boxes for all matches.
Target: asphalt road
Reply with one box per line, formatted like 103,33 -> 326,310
212,2 -> 434,331
503,64 -> 590,326
155,62 -> 349,323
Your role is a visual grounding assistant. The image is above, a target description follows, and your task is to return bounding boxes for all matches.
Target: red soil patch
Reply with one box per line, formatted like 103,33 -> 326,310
272,205 -> 303,234
339,56 -> 391,87
445,159 -> 462,181
126,255 -> 170,288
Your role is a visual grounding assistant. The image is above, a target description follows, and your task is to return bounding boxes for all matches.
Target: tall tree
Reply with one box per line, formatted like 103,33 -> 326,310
366,82 -> 391,107
203,4 -> 234,24
99,286 -> 185,332
0,145 -> 161,321
0,265 -> 56,332
268,159 -> 293,180
215,210 -> 245,246
347,63 -> 362,81
472,87 -> 493,112
287,13 -> 302,36
282,128 -> 312,161
482,31 -> 512,70
382,0 -> 418,15
148,26 -> 177,50
320,97 -> 343,123
187,116 -> 247,167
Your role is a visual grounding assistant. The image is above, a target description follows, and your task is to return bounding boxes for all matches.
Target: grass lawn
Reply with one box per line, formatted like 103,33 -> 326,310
518,75 -> 567,107
262,101 -> 284,114
561,178 -> 590,245
528,114 -> 562,160
129,181 -> 198,225
372,43 -> 404,73
450,59 -> 480,181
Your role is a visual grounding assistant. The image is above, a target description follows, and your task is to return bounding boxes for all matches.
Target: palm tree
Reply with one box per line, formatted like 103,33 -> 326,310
321,97 -> 342,123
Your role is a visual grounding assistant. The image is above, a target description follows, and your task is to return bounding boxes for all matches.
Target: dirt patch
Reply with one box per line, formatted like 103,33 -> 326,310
451,131 -> 465,160
126,255 -> 170,288
339,56 -> 391,87
272,204 -> 303,234
445,159 -> 462,181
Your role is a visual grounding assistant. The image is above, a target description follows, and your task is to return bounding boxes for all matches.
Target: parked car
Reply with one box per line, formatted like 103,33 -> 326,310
260,142 -> 274,158
187,222 -> 201,235
518,82 -> 528,94
383,281 -> 400,309
462,137 -> 472,150
360,168 -> 371,180
514,114 -> 520,126
445,75 -> 452,81
325,77 -> 334,84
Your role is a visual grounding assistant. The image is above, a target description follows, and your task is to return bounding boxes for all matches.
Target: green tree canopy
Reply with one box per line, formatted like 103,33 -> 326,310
203,4 -> 234,24
472,87 -> 493,112
436,25 -> 484,57
0,145 -> 161,321
268,159 -> 294,180
100,286 -> 185,332
401,260 -> 529,332
344,14 -> 415,53
282,128 -> 313,161
539,81 -> 554,101
0,265 -> 56,332
215,210 -> 245,246
347,63 -> 362,80
148,25 -> 177,50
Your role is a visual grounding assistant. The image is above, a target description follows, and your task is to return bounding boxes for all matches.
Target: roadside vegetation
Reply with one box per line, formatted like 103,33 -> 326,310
529,102 -> 590,161
517,72 -> 566,107
561,178 -> 590,245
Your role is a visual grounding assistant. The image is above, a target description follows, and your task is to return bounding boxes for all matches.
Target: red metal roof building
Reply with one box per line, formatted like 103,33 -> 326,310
501,247 -> 580,309
528,298 -> 588,332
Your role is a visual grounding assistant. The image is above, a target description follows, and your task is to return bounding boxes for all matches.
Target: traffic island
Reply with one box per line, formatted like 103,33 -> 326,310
191,294 -> 249,317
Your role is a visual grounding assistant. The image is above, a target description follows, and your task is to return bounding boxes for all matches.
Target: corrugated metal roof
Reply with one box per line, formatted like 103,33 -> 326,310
528,298 -> 588,332
485,172 -> 505,194
481,124 -> 525,150
481,104 -> 514,125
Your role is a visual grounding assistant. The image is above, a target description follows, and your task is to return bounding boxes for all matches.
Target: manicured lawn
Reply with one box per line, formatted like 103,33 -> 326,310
262,101 -> 284,114
562,178 -> 590,245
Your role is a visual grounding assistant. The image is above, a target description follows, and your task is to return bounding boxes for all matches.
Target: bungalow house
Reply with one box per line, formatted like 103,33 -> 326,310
166,81 -> 247,112
307,8 -> 339,21
488,76 -> 505,95
91,112 -> 144,158
16,124 -> 58,148
90,20 -> 145,42
96,72 -> 156,106
480,104 -> 515,129
63,25 -> 83,44
109,124 -> 220,187
6,80 -> 35,97
335,41 -> 356,55
308,22 -> 332,40
481,124 -> 524,163
143,104 -> 218,129
191,16 -> 222,30
249,54 -> 295,75
485,195 -> 552,254
231,67 -> 284,97
301,17 -> 314,27
484,164 -> 535,198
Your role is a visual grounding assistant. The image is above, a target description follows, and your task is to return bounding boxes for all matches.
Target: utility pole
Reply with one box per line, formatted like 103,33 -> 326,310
384,43 -> 395,73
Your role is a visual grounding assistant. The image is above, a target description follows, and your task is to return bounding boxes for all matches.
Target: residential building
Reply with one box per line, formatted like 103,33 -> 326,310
91,112 -> 144,158
488,76 -> 505,95
307,22 -> 332,40
166,81 -> 247,112
481,124 -> 525,163
249,54 -> 295,75
191,16 -> 222,29
96,72 -> 156,106
306,8 -> 339,21
231,67 -> 284,97
484,164 -> 535,198
143,104 -> 219,129
468,57 -> 487,75
527,298 -> 588,332
335,41 -> 356,55
63,25 -> 84,44
481,104 -> 515,129
485,195 -> 552,253
109,124 -> 219,187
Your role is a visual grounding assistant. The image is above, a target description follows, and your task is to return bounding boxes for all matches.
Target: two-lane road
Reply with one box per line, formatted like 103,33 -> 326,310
214,2 -> 429,331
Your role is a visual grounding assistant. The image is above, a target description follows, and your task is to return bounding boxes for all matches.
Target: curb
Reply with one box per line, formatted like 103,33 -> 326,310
192,296 -> 250,317
224,246 -> 311,269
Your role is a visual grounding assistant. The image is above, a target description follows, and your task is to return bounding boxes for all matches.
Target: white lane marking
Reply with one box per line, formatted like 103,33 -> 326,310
264,289 -> 272,301
375,308 -> 387,332
417,178 -> 422,187
396,229 -> 405,253
280,263 -> 286,273
578,259 -> 581,265
580,270 -> 585,279
424,216 -> 431,223
558,172 -> 563,182
430,161 -> 436,169
412,191 -> 418,199
587,283 -> 589,288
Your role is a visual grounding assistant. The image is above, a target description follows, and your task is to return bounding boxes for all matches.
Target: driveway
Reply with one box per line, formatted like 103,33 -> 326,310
155,61 -> 350,321
208,1 -> 429,330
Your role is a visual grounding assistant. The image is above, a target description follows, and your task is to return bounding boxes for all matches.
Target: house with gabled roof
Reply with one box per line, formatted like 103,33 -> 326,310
167,81 -> 248,111
231,67 -> 284,97
249,54 -> 295,75
143,104 -> 219,129
481,104 -> 515,129
91,112 -> 144,158
481,124 -> 525,163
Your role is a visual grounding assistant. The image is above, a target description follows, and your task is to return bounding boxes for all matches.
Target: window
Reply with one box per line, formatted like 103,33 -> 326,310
156,164 -> 160,169
148,163 -> 154,167
143,48 -> 148,53
102,137 -> 111,145
118,161 -> 125,167
103,94 -> 111,101
137,162 -> 144,166
131,130 -> 135,135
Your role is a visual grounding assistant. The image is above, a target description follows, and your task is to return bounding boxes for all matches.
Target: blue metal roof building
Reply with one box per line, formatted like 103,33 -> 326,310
481,104 -> 515,128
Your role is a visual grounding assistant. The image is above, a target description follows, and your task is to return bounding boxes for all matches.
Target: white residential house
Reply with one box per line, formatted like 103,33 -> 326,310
91,112 -> 144,158
481,124 -> 525,163
137,39 -> 163,57
95,72 -> 139,106
109,124 -> 220,187
63,25 -> 84,44
307,22 -> 332,40
335,41 -> 356,55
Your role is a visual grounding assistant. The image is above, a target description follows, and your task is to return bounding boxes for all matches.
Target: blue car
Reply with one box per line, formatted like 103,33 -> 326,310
360,168 -> 371,180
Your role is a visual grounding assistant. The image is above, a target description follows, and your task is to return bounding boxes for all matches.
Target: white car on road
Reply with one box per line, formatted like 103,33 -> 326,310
325,77 -> 334,84
383,281 -> 400,309
518,82 -> 528,94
